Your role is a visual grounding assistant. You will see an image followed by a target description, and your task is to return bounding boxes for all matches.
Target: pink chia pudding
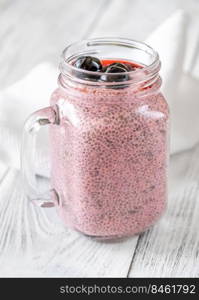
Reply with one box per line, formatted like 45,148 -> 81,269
49,58 -> 169,239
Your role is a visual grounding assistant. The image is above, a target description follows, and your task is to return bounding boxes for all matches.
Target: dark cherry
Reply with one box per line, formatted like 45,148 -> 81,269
105,62 -> 135,73
74,56 -> 102,72
73,56 -> 102,81
101,62 -> 136,88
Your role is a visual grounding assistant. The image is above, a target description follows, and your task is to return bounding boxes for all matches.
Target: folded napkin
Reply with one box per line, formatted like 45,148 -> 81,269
0,64 -> 57,171
146,10 -> 199,154
0,9 -> 198,170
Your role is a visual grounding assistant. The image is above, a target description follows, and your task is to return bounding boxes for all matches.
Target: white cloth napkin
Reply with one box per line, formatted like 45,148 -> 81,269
146,10 -> 199,154
0,64 -> 57,170
0,10 -> 198,170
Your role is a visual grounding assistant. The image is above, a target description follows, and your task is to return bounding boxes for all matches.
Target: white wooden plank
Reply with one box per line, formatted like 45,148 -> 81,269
33,229 -> 138,278
129,145 -> 199,277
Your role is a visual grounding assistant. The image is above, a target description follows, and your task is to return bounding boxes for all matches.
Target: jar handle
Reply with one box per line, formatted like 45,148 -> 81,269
21,105 -> 59,207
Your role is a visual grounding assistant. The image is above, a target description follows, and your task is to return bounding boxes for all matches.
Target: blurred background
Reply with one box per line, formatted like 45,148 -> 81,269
0,0 -> 198,88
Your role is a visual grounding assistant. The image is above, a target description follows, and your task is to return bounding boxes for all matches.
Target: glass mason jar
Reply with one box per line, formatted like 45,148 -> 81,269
21,37 -> 169,240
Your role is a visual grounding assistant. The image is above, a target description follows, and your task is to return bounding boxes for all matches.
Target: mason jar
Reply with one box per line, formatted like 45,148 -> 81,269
21,37 -> 169,240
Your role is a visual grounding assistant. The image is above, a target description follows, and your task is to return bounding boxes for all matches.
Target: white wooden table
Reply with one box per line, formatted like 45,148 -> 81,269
0,0 -> 199,278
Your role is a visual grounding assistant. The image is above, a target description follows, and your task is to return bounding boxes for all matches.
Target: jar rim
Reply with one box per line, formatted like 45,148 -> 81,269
59,37 -> 161,87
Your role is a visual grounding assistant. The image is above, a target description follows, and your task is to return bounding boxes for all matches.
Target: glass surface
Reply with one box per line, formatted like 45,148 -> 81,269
21,38 -> 169,240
